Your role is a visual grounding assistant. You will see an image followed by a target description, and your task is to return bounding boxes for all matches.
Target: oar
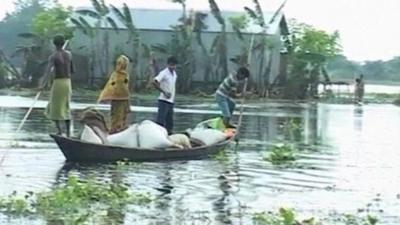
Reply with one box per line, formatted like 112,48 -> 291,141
0,40 -> 69,166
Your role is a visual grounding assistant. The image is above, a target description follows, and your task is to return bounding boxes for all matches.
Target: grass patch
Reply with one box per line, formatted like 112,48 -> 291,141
264,144 -> 297,165
0,175 -> 152,224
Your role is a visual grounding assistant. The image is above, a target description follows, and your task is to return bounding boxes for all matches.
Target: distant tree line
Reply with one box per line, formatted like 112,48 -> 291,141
327,55 -> 400,82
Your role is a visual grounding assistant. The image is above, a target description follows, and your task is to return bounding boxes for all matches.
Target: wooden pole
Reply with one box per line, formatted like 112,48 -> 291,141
0,40 -> 69,166
234,35 -> 255,143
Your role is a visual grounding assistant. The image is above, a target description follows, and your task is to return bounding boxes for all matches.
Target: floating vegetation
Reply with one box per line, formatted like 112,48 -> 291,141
253,207 -> 320,225
0,176 -> 153,224
252,208 -> 379,225
115,159 -> 143,169
213,149 -> 230,163
264,143 -> 298,165
281,118 -> 304,142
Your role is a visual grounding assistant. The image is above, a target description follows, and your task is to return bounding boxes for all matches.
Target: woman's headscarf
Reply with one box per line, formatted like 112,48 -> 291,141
98,55 -> 131,103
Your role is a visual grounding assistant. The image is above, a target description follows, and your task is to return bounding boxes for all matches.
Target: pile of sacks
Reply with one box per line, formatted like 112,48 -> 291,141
82,119 -> 190,149
80,109 -> 232,149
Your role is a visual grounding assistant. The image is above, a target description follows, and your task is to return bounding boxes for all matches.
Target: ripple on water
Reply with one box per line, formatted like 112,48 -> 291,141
1,98 -> 400,224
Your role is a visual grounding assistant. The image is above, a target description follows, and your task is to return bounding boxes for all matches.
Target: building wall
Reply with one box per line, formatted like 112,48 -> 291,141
69,27 -> 283,89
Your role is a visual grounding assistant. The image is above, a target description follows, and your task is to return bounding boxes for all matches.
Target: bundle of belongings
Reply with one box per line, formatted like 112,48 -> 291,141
185,116 -> 236,145
80,109 -> 234,150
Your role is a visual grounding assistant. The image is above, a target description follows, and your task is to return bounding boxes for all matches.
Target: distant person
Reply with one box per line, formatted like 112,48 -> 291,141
215,67 -> 250,128
98,55 -> 131,134
152,56 -> 178,135
40,35 -> 73,137
354,74 -> 365,103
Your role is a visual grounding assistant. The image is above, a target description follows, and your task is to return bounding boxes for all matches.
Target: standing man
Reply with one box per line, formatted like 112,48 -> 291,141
354,73 -> 365,104
152,56 -> 178,135
215,67 -> 250,128
40,35 -> 73,137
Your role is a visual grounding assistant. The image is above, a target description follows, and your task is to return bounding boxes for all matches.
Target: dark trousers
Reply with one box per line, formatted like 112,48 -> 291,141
156,100 -> 174,134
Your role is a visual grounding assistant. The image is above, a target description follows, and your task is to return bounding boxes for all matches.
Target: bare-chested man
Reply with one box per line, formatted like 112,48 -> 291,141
40,35 -> 73,136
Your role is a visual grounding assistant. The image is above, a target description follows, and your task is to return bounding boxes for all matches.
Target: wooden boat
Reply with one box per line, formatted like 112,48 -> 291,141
50,134 -> 232,162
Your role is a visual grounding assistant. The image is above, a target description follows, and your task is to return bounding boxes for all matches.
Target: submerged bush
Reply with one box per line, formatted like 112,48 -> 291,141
264,144 -> 298,165
0,176 -> 152,224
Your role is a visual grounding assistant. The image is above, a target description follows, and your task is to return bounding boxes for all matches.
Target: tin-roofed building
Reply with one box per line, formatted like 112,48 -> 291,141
70,7 -> 288,91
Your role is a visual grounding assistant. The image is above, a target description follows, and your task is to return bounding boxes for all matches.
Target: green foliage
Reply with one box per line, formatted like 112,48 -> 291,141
252,208 -> 320,225
253,209 -> 379,225
0,176 -> 153,224
229,14 -> 249,40
338,213 -> 379,225
326,55 -> 360,80
283,19 -> 342,99
287,19 -> 341,58
264,143 -> 297,165
213,149 -> 229,162
208,0 -> 225,26
31,4 -> 73,39
152,14 -> 195,92
0,0 -> 46,57
0,191 -> 34,215
282,118 -> 303,141
394,97 -> 400,106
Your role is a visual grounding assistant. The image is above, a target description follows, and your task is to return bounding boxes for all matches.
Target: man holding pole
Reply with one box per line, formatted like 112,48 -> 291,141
40,35 -> 73,137
215,67 -> 250,129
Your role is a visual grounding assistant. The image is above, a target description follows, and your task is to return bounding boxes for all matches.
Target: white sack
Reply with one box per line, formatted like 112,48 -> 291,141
188,128 -> 226,146
107,124 -> 139,148
81,125 -> 102,144
138,120 -> 173,149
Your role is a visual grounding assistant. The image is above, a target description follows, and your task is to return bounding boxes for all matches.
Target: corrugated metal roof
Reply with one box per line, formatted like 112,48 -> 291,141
71,8 -> 285,35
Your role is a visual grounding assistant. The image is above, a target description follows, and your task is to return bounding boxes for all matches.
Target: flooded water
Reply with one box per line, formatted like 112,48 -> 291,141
0,95 -> 400,224
319,83 -> 400,94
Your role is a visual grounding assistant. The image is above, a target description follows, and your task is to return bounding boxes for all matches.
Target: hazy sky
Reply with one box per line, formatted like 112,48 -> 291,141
1,0 -> 399,62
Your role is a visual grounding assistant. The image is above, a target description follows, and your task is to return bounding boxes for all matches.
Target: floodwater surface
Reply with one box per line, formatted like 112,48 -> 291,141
0,95 -> 399,224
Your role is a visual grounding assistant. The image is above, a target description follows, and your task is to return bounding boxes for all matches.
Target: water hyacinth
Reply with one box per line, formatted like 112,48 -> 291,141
264,143 -> 298,165
0,176 -> 153,224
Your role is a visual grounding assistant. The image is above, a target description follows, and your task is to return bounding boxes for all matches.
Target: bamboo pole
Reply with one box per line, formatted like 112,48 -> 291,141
0,40 -> 70,166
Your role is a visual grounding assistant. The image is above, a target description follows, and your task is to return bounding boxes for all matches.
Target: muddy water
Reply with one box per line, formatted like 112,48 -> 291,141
0,95 -> 399,224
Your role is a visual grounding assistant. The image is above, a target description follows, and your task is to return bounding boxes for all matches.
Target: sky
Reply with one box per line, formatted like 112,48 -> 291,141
1,0 -> 399,62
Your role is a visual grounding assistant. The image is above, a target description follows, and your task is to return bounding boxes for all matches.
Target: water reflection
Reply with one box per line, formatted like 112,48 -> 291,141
1,97 -> 400,224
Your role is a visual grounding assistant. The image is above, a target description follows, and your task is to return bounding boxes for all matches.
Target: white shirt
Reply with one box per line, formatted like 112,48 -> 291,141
154,67 -> 177,103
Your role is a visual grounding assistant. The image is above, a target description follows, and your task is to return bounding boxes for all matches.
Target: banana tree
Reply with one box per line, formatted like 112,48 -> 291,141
193,12 -> 214,82
228,14 -> 250,66
244,0 -> 285,97
110,3 -> 143,90
152,15 -> 196,93
75,0 -> 119,78
208,0 -> 228,81
70,16 -> 97,85
170,0 -> 187,21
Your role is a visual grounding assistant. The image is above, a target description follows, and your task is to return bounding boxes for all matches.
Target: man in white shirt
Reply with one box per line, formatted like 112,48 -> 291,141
152,56 -> 178,134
